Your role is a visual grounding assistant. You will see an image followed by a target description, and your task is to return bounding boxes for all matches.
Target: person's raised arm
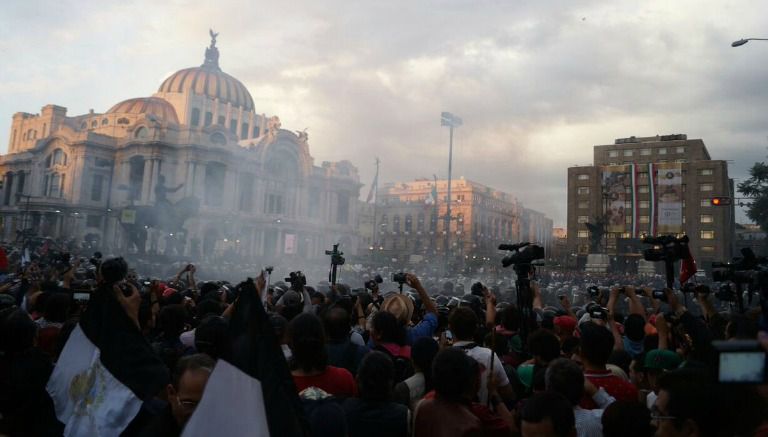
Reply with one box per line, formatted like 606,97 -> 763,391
406,273 -> 436,315
188,264 -> 198,293
641,286 -> 661,315
625,286 -> 646,320
607,286 -> 619,315
532,281 -> 543,310
656,313 -> 670,350
483,286 -> 497,329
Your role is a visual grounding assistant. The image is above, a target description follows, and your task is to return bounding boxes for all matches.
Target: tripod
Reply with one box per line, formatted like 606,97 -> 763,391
513,263 -> 536,354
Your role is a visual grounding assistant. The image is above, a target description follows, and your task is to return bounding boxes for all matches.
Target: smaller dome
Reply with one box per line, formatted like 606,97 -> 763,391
107,97 -> 179,124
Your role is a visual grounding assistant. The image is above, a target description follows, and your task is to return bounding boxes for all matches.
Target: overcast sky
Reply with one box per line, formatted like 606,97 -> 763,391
2,0 -> 767,227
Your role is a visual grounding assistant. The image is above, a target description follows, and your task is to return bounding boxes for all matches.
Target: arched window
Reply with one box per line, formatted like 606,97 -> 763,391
134,127 -> 148,139
241,123 -> 249,139
27,129 -> 33,139
210,132 -> 226,145
405,214 -> 413,232
393,215 -> 401,233
80,122 -> 87,129
101,118 -> 109,126
128,156 -> 145,201
47,149 -> 67,168
204,112 -> 213,126
117,117 -> 130,125
190,108 -> 201,126
252,125 -> 260,137
229,119 -> 238,135
91,120 -> 98,128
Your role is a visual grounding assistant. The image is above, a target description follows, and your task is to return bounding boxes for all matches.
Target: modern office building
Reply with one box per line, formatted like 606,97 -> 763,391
567,134 -> 734,273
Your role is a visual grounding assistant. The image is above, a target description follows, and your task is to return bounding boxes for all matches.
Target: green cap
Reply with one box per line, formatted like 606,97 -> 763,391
643,349 -> 682,371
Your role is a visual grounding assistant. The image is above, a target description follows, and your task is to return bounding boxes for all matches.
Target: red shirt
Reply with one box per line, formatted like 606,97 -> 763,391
292,366 -> 357,398
580,369 -> 638,409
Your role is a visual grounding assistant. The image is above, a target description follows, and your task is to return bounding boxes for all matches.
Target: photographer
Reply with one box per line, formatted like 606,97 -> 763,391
657,289 -> 716,367
607,286 -> 647,359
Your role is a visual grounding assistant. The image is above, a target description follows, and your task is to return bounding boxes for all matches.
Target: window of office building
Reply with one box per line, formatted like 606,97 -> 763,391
577,174 -> 590,181
699,168 -> 713,176
658,148 -> 667,155
608,150 -> 618,158
621,232 -> 631,238
577,187 -> 590,195
623,149 -> 634,157
578,200 -> 589,209
700,183 -> 713,192
675,159 -> 687,164
577,215 -> 589,223
701,230 -> 715,240
577,230 -> 589,238
639,200 -> 649,209
701,246 -> 715,253
639,215 -> 650,224
638,185 -> 649,194
700,214 -> 713,224
640,148 -> 651,156
700,199 -> 711,207
625,215 -> 632,224
676,146 -> 686,154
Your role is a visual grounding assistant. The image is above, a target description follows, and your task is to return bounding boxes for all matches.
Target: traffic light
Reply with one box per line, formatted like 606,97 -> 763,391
710,197 -> 732,206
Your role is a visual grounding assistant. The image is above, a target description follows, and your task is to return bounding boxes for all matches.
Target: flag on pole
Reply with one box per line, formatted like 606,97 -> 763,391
182,278 -> 307,437
46,287 -> 169,436
679,251 -> 698,285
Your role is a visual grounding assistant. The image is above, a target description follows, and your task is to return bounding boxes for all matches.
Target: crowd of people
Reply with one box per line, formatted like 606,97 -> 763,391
0,241 -> 767,437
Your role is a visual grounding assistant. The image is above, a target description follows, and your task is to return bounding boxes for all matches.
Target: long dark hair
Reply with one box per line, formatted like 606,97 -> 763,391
287,312 -> 328,373
411,337 -> 439,393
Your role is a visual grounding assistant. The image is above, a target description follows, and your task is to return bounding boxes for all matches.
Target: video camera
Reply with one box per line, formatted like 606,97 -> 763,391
285,271 -> 307,291
499,243 -> 545,268
711,248 -> 768,313
642,235 -> 691,289
325,244 -> 345,267
642,235 -> 690,263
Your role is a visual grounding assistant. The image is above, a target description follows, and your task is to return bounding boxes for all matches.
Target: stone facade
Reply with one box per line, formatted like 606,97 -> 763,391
0,35 -> 361,259
371,178 -> 553,262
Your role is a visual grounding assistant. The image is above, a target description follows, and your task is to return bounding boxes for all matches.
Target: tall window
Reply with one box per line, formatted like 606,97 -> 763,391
405,214 -> 413,232
393,215 -> 401,232
229,119 -> 238,135
337,194 -> 349,225
128,156 -> 144,201
191,108 -> 201,126
417,213 -> 425,232
91,174 -> 104,201
253,125 -> 261,137
204,112 -> 213,126
204,163 -> 226,207
241,123 -> 249,139
217,115 -> 225,126
49,173 -> 63,197
308,188 -> 320,218
238,173 -> 254,212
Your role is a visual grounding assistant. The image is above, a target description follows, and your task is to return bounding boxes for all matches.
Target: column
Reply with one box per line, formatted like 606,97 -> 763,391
148,159 -> 160,204
184,161 -> 194,197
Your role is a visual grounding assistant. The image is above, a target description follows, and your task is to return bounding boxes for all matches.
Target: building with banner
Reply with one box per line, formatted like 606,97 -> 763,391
567,134 -> 734,273
370,177 -> 553,265
0,33 -> 362,260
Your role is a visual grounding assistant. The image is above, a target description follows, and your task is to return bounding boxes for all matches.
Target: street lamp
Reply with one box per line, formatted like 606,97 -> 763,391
732,38 -> 768,47
441,111 -> 462,270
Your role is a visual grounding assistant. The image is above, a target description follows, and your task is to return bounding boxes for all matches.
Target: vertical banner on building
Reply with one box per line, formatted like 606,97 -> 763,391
655,163 -> 683,234
284,233 -> 297,254
648,163 -> 657,236
602,165 -> 631,234
630,163 -> 639,238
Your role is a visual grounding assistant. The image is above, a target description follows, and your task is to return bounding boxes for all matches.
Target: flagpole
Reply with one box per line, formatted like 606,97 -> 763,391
441,112 -> 461,272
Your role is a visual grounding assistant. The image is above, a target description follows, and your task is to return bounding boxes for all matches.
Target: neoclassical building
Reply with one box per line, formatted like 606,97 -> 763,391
0,33 -> 362,259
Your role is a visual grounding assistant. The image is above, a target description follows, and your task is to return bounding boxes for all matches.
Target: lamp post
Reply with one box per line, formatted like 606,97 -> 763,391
732,38 -> 768,47
440,112 -> 462,270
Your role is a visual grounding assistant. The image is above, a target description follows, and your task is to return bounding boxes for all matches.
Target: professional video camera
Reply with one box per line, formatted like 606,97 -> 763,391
499,242 -> 545,354
642,235 -> 691,289
285,271 -> 307,291
393,272 -> 407,292
500,243 -> 545,268
711,248 -> 768,313
642,235 -> 690,263
325,243 -> 345,286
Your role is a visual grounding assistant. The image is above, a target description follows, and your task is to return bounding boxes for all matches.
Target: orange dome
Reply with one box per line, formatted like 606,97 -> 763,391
157,66 -> 254,111
107,97 -> 179,124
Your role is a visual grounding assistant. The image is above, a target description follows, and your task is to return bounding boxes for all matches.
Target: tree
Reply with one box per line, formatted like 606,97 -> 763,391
737,162 -> 768,232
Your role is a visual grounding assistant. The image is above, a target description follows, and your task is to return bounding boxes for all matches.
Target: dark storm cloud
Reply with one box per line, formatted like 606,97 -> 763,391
1,0 -> 767,225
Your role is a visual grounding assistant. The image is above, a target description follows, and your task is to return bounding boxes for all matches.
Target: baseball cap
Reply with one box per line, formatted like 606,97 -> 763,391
643,349 -> 682,371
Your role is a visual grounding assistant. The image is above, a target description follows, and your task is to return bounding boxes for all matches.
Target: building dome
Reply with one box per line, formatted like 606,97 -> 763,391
157,67 -> 254,111
156,32 -> 254,111
107,97 -> 179,124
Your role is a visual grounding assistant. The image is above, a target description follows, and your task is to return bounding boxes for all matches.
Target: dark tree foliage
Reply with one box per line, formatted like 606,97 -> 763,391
738,161 -> 768,232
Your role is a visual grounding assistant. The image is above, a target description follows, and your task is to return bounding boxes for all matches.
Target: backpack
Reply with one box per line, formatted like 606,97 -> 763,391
374,345 -> 414,384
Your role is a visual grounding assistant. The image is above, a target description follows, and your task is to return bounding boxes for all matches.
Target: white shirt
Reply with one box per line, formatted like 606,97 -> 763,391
574,387 -> 616,437
453,340 -> 510,405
